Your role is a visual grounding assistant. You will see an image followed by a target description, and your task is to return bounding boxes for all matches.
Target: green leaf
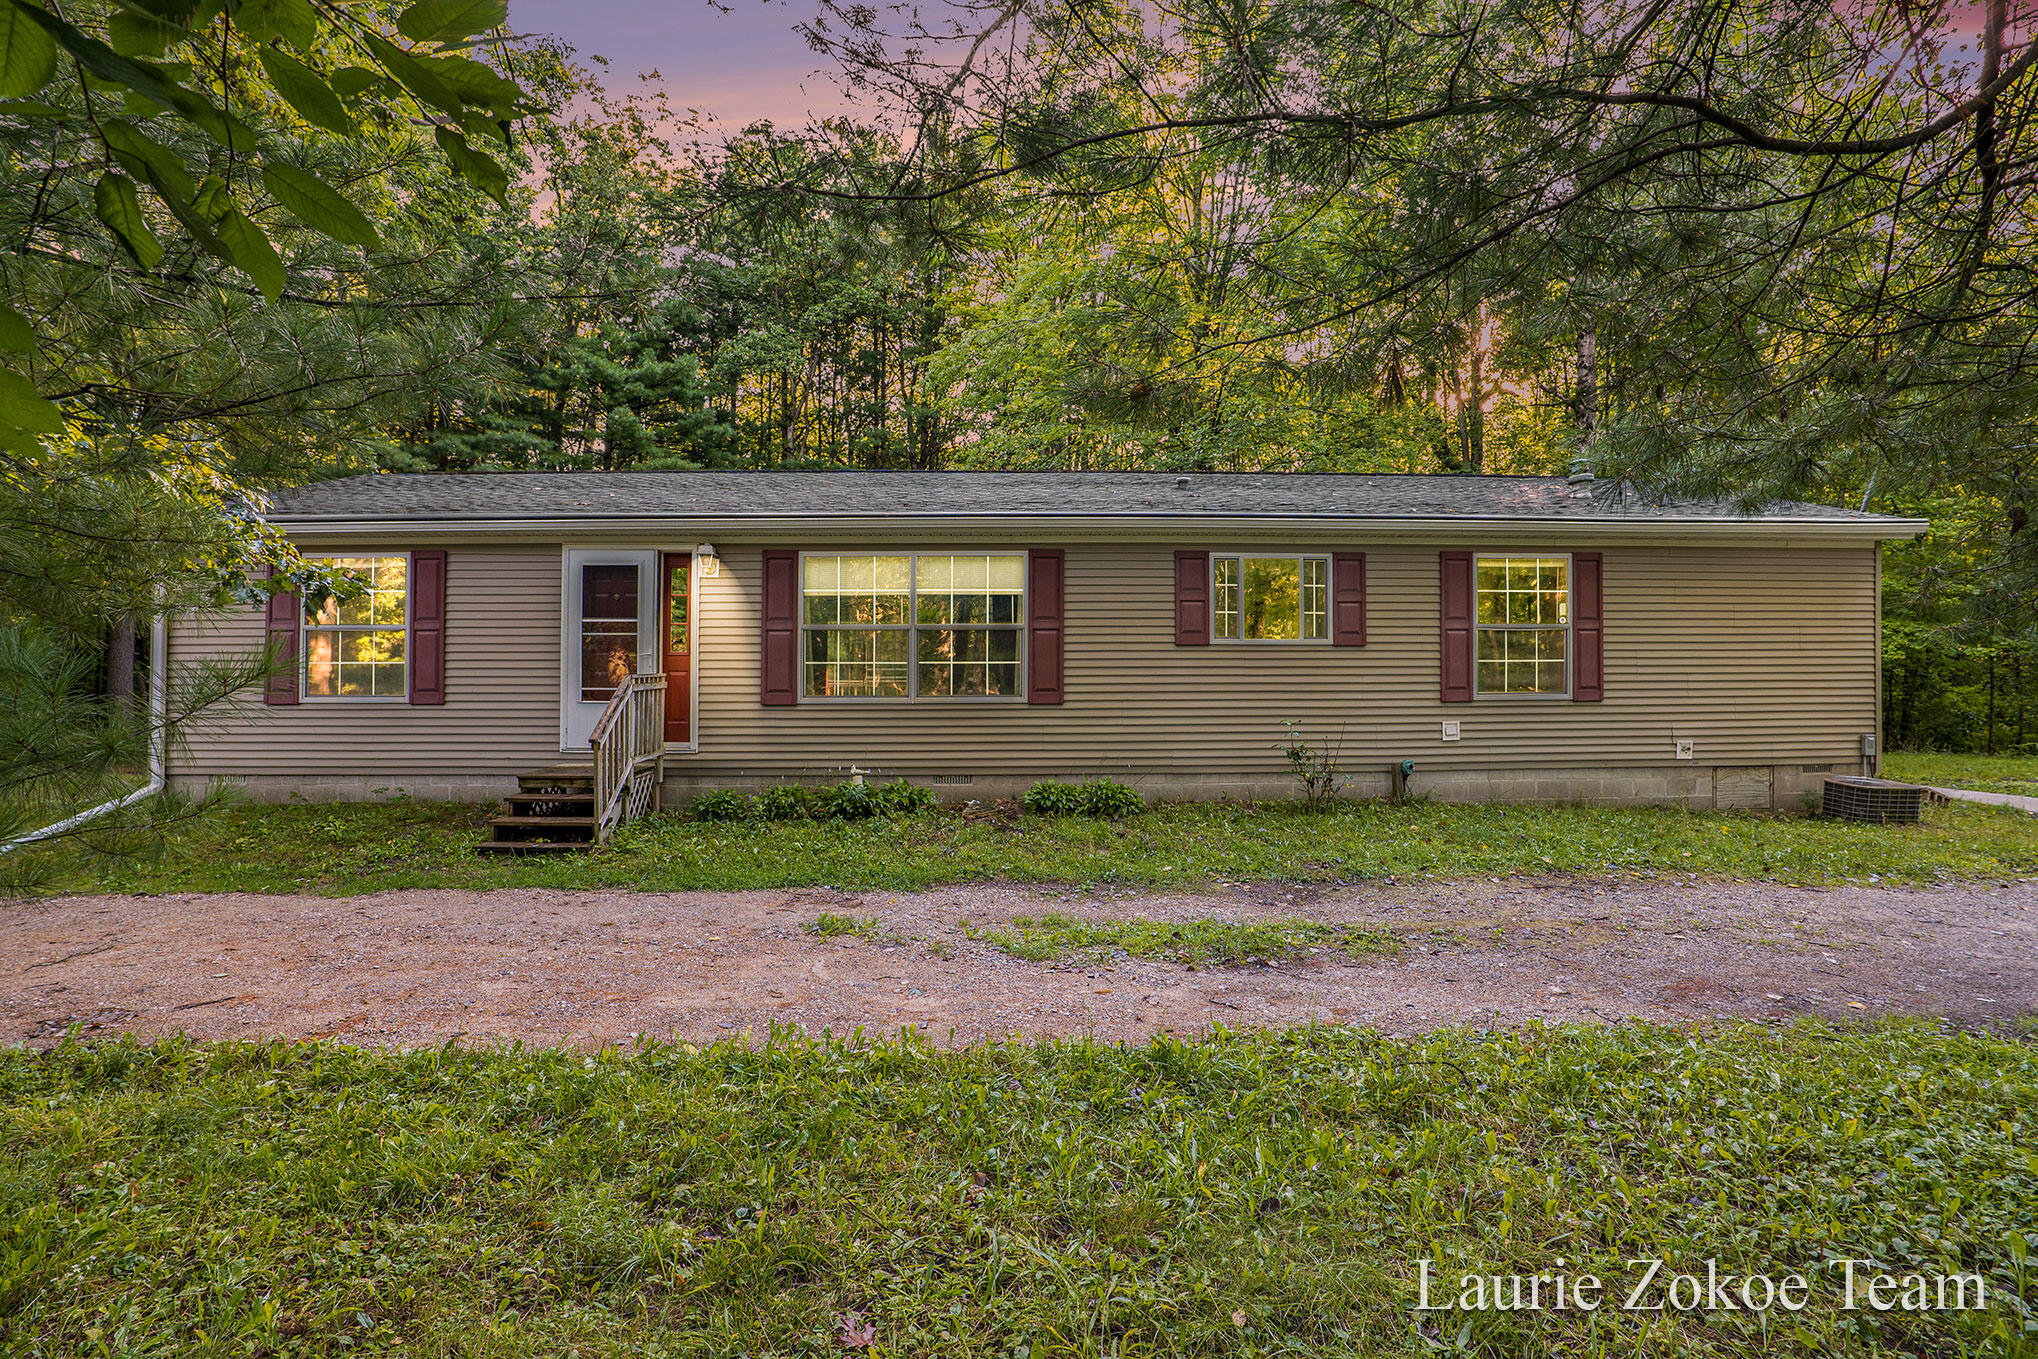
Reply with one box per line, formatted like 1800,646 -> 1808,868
0,365 -> 64,436
256,46 -> 351,134
176,96 -> 259,150
18,3 -> 253,148
0,303 -> 34,352
128,0 -> 198,21
100,120 -> 195,201
418,52 -> 518,114
214,206 -> 285,301
0,0 -> 58,98
260,162 -> 379,248
191,171 -> 232,222
150,169 -> 230,257
236,0 -> 314,49
94,171 -> 165,267
327,65 -> 381,99
9,2 -> 186,110
359,30 -> 459,116
0,98 -> 64,115
395,0 -> 504,45
107,5 -> 185,57
434,124 -> 506,204
455,106 -> 507,143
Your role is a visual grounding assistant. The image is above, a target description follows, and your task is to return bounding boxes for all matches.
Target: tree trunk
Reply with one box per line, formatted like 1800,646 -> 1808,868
107,616 -> 135,719
1465,337 -> 1485,472
1574,328 -> 1598,468
2016,653 -> 2026,752
1986,650 -> 1998,755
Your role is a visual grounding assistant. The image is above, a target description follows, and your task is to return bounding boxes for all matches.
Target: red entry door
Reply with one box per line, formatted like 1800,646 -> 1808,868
660,553 -> 691,743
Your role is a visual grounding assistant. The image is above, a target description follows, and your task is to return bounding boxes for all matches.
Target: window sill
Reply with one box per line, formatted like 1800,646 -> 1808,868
797,697 -> 1027,705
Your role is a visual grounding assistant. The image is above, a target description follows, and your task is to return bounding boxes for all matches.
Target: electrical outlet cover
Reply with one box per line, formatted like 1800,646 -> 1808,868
1441,721 -> 1461,742
1675,738 -> 1695,760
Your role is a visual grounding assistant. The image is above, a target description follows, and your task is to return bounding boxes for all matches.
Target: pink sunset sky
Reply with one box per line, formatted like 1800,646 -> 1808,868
512,0 -> 860,129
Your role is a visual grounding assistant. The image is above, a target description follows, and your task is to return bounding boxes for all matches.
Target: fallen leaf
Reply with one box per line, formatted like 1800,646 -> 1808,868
837,1311 -> 877,1349
1232,1309 -> 1248,1326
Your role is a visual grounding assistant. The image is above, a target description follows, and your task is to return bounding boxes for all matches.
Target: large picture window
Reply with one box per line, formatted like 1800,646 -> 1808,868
1213,555 -> 1327,641
303,555 -> 408,698
803,553 -> 1024,699
1475,556 -> 1569,695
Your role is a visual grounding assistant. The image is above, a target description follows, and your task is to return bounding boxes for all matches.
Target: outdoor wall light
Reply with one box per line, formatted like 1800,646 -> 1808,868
694,543 -> 721,577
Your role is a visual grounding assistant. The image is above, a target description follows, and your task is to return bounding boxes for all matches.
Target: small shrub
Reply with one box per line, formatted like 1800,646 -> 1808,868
1022,781 -> 1086,816
690,790 -> 752,823
870,779 -> 935,815
819,781 -> 879,819
1022,779 -> 1144,818
755,784 -> 820,821
1079,778 -> 1144,819
1276,719 -> 1345,807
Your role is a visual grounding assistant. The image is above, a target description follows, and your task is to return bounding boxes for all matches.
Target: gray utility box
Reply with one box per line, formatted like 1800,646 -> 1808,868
1822,776 -> 1927,824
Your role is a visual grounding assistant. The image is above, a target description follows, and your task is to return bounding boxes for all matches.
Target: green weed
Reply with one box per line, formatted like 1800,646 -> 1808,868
19,791 -> 2038,896
965,913 -> 1409,965
0,1023 -> 2031,1356
808,911 -> 879,940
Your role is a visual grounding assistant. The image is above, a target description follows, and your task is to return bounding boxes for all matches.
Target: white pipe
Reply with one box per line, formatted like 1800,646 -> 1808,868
0,614 -> 168,856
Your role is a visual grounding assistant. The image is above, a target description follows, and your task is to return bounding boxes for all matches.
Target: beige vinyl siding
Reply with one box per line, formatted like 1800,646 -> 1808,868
167,544 -> 562,779
677,540 -> 1878,779
168,536 -> 1880,791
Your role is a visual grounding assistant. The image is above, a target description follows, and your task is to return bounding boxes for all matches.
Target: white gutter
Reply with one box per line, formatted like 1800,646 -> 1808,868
0,614 -> 168,857
267,513 -> 1932,543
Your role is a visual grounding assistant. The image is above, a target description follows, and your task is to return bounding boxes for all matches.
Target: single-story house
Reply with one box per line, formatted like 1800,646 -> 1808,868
166,471 -> 1925,812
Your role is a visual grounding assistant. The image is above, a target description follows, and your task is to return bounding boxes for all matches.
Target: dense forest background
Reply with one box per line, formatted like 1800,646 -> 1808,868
0,0 -> 2031,846
374,5 -> 2038,758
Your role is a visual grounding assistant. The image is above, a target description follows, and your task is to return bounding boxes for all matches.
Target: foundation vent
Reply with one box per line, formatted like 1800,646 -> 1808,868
1714,766 -> 1774,811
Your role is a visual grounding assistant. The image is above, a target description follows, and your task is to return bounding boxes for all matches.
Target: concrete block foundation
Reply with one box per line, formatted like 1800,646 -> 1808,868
181,760 -> 1858,812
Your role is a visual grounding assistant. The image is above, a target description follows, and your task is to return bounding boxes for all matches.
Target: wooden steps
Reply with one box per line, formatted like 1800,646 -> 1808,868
478,767 -> 598,854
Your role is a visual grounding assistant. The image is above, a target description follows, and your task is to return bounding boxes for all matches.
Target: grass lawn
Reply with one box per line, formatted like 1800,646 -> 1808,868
964,913 -> 1419,964
1,1023 -> 2031,1357
1885,752 -> 2038,800
18,788 -> 2038,897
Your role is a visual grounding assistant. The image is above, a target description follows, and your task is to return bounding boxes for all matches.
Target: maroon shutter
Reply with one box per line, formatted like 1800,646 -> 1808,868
262,567 -> 299,705
1174,551 -> 1210,645
1572,550 -> 1604,702
760,550 -> 798,705
1027,549 -> 1065,704
408,550 -> 446,705
1330,552 -> 1367,646
1439,550 -> 1474,703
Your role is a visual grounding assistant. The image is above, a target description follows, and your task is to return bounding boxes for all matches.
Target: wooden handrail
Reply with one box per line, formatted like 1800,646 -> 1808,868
591,671 -> 667,842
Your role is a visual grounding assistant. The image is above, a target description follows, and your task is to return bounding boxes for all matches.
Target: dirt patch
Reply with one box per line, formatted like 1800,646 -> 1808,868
5,876 -> 2035,1048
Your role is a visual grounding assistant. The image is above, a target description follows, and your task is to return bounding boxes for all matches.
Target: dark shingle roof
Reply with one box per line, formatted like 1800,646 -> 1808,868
265,470 -> 1907,526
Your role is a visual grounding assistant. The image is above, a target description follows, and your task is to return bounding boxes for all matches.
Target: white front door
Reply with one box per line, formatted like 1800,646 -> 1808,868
561,548 -> 659,751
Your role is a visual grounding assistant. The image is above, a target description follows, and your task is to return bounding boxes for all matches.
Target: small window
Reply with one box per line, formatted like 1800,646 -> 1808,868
1212,555 -> 1327,641
802,553 -> 1024,699
303,555 -> 408,698
666,561 -> 689,652
1475,556 -> 1569,695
